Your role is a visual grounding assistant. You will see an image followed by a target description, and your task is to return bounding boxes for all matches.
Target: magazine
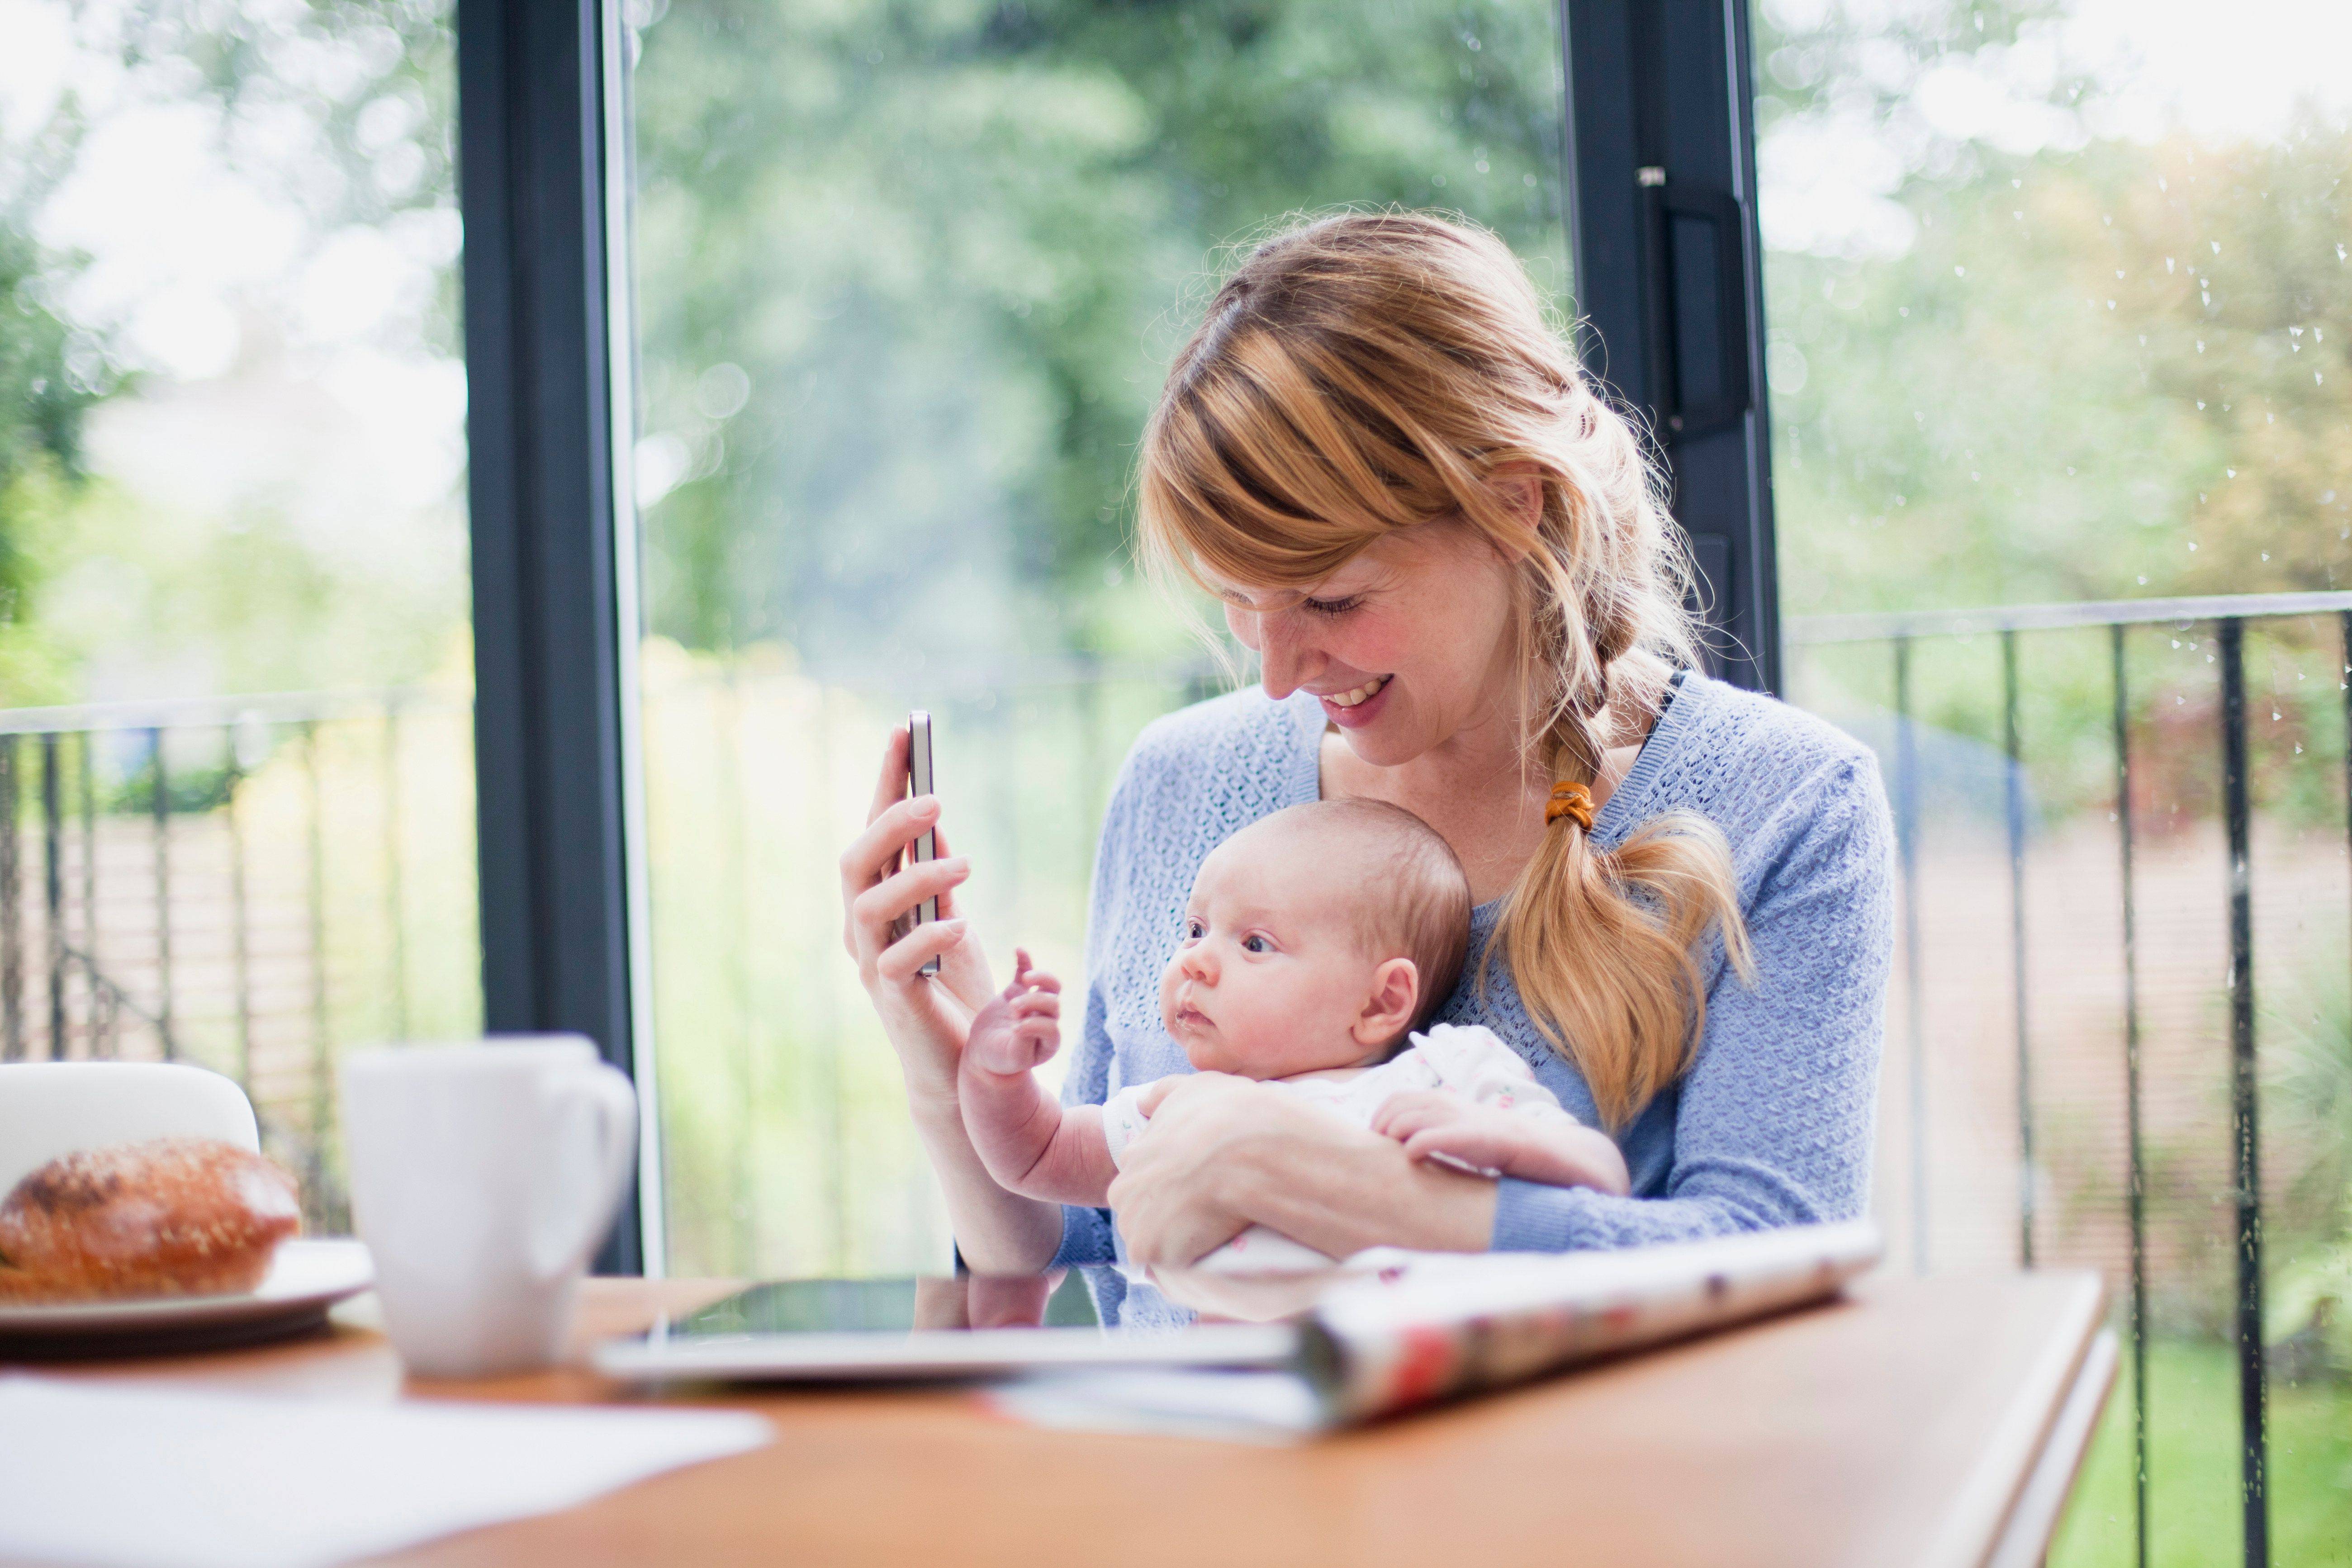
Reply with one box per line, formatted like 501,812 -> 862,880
993,1221 -> 1883,1438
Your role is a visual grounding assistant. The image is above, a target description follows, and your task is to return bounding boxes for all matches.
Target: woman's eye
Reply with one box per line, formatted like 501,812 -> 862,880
1242,934 -> 1272,954
1301,595 -> 1361,618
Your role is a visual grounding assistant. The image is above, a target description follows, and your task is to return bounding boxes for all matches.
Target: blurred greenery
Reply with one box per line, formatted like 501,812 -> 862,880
2267,951 -> 2352,1374
1757,0 -> 2351,618
0,191 -> 115,698
624,0 -> 1569,670
0,0 -> 463,709
2052,1338 -> 2351,1567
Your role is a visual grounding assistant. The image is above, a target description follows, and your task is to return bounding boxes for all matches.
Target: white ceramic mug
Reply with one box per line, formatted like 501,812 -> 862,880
341,1037 -> 637,1378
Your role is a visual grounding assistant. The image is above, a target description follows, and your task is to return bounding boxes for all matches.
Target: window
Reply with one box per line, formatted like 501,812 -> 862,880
0,0 -> 477,1223
615,0 -> 1571,1275
1756,1 -> 2352,1558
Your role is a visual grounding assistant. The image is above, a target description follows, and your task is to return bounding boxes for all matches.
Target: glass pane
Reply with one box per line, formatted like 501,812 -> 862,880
1755,1 -> 2352,1559
0,0 -> 478,1226
617,0 -> 1570,1275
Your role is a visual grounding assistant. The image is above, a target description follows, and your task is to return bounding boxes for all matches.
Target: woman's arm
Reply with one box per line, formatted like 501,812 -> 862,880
840,726 -> 1063,1273
1368,1092 -> 1631,1196
1108,1074 -> 1497,1265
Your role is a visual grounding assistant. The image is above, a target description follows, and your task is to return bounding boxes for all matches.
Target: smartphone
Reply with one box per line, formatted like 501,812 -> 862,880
907,710 -> 940,976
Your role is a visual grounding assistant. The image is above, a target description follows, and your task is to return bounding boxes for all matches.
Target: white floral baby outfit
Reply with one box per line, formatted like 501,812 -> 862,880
1101,1022 -> 1581,1274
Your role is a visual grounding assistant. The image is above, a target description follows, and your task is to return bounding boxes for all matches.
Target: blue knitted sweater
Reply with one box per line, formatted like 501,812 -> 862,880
1050,672 -> 1894,1326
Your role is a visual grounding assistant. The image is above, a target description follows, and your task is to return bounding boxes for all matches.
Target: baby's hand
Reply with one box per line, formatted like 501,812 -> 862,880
963,948 -> 1063,1076
1370,1089 -> 1524,1179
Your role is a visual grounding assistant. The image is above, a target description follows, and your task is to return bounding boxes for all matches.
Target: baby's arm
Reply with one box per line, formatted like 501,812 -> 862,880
1370,1090 -> 1631,1197
958,951 -> 1120,1207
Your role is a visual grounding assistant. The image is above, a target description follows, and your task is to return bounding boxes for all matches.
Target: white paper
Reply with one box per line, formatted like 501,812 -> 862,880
0,1376 -> 772,1568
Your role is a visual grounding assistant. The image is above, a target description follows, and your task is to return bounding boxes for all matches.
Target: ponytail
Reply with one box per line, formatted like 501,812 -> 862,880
1490,714 -> 1754,1131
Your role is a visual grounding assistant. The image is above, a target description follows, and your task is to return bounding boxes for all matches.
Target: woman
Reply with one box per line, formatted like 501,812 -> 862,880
841,211 -> 1892,1323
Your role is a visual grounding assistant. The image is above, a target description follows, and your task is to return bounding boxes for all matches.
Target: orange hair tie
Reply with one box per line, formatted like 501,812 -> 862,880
1545,781 -> 1594,832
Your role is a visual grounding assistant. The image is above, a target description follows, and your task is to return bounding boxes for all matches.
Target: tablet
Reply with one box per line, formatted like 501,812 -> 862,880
590,1270 -> 1298,1384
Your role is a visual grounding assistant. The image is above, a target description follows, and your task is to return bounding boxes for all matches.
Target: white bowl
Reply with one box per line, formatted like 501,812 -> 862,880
0,1061 -> 260,1199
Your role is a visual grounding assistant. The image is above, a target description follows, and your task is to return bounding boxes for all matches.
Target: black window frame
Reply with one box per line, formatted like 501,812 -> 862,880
1565,0 -> 1780,692
459,0 -> 657,1275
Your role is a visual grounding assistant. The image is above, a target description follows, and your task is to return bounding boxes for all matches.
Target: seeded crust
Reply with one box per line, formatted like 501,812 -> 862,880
0,1138 -> 300,1303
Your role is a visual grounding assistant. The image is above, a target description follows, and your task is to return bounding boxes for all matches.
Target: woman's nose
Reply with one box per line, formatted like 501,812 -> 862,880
1253,611 -> 1318,699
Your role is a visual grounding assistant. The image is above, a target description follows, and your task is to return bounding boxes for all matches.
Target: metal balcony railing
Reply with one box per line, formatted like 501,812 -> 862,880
0,689 -> 475,1230
1788,588 -> 2352,1568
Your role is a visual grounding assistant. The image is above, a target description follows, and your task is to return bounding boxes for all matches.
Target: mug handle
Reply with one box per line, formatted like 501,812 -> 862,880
528,1065 -> 640,1285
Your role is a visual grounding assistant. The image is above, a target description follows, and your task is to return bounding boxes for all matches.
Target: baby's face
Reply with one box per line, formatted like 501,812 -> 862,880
1157,825 -> 1410,1078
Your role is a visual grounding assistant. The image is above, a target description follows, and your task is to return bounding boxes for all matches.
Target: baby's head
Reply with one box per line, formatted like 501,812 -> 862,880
1158,800 -> 1471,1078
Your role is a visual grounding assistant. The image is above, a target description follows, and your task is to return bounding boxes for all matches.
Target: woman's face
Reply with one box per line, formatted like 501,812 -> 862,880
1216,519 -> 1521,768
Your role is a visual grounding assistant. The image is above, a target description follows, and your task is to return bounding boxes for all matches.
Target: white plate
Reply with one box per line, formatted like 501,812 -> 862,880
0,1239 -> 375,1350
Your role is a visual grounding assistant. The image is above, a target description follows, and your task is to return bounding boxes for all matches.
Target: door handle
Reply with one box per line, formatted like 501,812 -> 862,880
1639,173 -> 1753,442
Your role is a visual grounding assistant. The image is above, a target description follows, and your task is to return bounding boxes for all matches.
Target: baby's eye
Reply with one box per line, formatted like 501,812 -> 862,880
1184,918 -> 1205,941
1241,933 -> 1273,954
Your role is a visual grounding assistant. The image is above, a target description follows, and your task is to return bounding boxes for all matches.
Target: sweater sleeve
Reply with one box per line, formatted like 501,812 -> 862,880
1045,757 -> 1136,1270
1489,754 -> 1894,1252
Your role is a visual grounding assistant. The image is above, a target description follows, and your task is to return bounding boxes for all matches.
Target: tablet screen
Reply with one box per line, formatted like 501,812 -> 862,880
655,1271 -> 1105,1340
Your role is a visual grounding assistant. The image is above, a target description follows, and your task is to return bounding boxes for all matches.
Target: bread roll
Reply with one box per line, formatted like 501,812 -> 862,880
0,1137 -> 301,1303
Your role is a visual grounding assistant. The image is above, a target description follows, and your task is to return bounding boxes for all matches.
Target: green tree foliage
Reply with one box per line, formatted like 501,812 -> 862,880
0,89 -> 119,689
1771,130 -> 2352,616
0,0 -> 463,705
1755,0 -> 2352,617
0,222 -> 110,644
625,0 -> 1568,664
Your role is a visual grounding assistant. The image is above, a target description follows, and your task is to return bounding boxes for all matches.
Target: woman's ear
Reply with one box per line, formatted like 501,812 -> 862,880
1475,464 -> 1545,564
1351,958 -> 1422,1048
1494,469 -> 1542,527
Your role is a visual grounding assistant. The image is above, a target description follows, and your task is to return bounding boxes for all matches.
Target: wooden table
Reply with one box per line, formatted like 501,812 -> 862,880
27,1269 -> 2115,1568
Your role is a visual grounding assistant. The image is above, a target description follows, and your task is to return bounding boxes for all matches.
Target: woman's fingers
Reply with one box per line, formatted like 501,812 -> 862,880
930,824 -> 962,919
1369,1090 -> 1459,1140
1105,1168 -> 1223,1268
849,856 -> 969,959
839,793 -> 941,917
1403,1125 -> 1507,1170
874,918 -> 968,985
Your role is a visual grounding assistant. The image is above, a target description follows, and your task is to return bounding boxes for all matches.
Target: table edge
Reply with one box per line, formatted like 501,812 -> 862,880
1982,1327 -> 2120,1568
1917,1270 -> 2107,1568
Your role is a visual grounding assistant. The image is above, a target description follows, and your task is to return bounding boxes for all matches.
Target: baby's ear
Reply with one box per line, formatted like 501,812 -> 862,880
1352,957 -> 1421,1048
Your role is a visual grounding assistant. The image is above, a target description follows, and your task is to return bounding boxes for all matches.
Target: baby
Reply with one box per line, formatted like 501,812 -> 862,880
959,798 -> 1630,1274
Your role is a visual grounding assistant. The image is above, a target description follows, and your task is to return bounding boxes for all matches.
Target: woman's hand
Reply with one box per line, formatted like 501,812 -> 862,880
841,725 -> 1064,1274
1110,1074 -> 1501,1267
839,723 -> 996,1109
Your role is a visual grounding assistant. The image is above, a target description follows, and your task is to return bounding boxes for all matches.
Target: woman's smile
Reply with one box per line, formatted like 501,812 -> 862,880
1318,673 -> 1394,729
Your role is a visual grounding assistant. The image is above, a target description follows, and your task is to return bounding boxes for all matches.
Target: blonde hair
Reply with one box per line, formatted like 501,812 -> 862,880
1137,210 -> 1754,1130
1235,799 -> 1471,1041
